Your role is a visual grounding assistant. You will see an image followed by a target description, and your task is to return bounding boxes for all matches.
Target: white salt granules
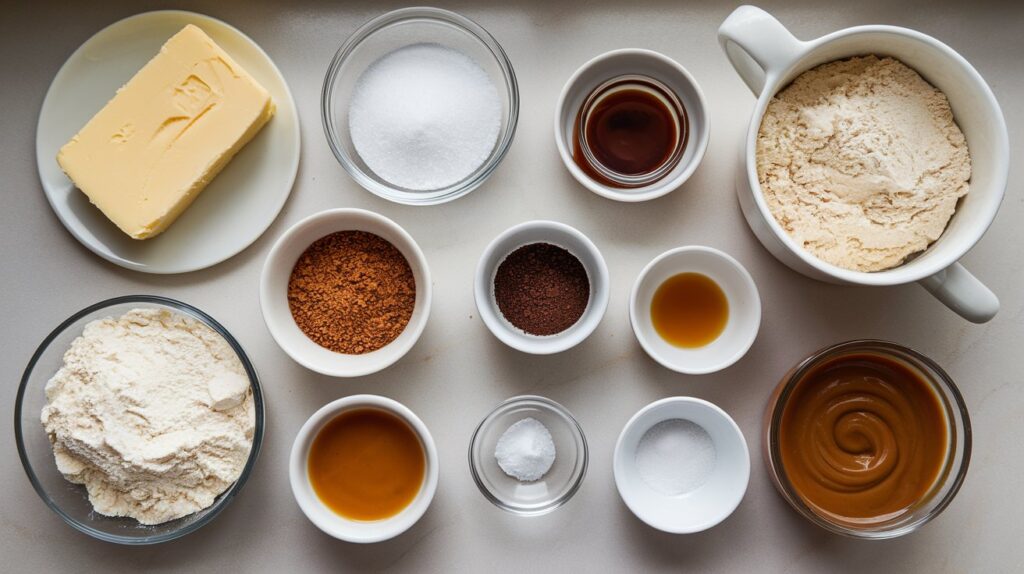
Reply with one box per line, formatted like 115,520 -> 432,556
348,43 -> 502,191
636,419 -> 716,495
495,417 -> 556,482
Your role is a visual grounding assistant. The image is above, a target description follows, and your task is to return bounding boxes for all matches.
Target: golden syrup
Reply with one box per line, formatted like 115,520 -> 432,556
650,273 -> 728,348
307,408 -> 425,521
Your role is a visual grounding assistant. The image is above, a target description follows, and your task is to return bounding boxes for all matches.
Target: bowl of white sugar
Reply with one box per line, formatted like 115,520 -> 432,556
614,397 -> 749,534
322,7 -> 519,205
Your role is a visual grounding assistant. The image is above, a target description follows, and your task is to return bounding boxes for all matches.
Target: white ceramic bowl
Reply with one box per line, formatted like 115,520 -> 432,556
614,397 -> 750,534
555,49 -> 710,202
474,221 -> 609,354
630,246 -> 760,374
289,395 -> 438,543
260,208 -> 431,377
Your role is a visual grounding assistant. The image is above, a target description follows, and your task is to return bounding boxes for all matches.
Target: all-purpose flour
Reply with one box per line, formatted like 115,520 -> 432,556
40,308 -> 255,525
757,56 -> 971,272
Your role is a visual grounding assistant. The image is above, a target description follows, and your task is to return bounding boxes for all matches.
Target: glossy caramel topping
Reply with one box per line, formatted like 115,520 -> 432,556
779,354 -> 948,524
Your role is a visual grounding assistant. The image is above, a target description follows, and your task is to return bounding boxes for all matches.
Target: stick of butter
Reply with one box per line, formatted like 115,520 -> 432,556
57,24 -> 275,240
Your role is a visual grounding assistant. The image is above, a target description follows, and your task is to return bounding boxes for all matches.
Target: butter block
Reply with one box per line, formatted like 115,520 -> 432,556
57,24 -> 275,239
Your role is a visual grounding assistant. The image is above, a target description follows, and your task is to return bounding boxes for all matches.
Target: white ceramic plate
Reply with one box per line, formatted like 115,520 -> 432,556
36,10 -> 300,274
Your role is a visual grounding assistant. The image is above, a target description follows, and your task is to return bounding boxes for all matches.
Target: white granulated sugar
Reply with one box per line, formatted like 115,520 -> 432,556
348,43 -> 502,191
40,308 -> 255,525
495,417 -> 556,482
636,419 -> 716,496
757,56 -> 971,272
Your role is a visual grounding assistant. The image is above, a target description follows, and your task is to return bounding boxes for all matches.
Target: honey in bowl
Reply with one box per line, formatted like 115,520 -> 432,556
778,353 -> 948,525
308,408 -> 425,521
650,272 -> 729,348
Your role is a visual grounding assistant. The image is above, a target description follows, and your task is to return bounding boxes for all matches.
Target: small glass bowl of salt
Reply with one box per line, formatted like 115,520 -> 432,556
469,395 -> 588,516
323,7 -> 519,205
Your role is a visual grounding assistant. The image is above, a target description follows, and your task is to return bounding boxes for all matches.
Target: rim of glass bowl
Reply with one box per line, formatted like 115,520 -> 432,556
468,395 -> 588,516
14,295 -> 266,545
766,339 -> 972,539
321,6 -> 520,205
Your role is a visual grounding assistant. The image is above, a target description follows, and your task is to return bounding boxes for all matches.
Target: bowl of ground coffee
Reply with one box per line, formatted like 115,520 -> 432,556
260,208 -> 432,377
475,221 -> 609,354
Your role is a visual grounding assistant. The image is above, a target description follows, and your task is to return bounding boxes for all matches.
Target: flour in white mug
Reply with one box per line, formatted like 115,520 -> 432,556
757,56 -> 971,272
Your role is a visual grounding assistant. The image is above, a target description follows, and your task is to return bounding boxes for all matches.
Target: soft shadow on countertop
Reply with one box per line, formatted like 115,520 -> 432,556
301,503 -> 450,571
615,474 -> 942,574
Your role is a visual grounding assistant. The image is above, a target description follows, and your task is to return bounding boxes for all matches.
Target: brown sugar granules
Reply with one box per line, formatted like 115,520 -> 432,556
493,243 -> 590,336
288,231 -> 416,354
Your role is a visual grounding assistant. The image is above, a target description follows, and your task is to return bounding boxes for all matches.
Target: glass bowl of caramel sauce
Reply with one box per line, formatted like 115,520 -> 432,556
764,340 -> 971,539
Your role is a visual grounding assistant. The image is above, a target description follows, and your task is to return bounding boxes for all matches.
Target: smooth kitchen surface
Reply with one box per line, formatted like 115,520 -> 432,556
1,0 -> 1022,571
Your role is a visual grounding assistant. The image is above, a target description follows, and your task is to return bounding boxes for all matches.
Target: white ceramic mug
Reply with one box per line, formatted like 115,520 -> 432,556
718,5 -> 1007,323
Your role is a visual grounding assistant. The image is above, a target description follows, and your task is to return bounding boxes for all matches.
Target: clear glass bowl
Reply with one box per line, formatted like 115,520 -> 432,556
15,295 -> 265,545
763,340 -> 971,539
469,395 -> 587,515
322,7 -> 519,205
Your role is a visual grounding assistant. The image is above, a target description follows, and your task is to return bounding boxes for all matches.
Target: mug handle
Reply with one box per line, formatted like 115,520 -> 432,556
919,263 -> 999,324
717,5 -> 806,95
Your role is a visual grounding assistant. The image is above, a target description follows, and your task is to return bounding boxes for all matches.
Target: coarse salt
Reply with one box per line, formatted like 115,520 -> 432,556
348,43 -> 501,191
495,417 -> 556,482
635,418 -> 716,495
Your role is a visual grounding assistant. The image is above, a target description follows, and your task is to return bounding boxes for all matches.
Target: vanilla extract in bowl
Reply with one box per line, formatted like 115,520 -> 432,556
574,76 -> 688,188
651,272 -> 729,348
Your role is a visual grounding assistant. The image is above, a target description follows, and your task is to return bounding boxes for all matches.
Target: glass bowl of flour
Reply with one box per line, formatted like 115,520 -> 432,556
15,295 -> 265,545
322,7 -> 519,205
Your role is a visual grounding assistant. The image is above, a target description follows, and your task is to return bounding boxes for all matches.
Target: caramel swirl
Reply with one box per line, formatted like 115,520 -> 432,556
779,355 -> 947,523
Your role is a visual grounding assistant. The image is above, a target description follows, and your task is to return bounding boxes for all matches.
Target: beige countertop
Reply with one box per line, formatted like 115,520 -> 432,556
2,0 -> 1022,571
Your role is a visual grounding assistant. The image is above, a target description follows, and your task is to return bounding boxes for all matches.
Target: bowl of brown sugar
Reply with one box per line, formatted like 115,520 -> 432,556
475,221 -> 609,354
260,208 -> 431,377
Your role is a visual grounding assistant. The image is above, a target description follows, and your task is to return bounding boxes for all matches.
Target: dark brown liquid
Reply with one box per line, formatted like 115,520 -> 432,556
779,354 -> 948,524
573,78 -> 687,188
307,408 -> 425,521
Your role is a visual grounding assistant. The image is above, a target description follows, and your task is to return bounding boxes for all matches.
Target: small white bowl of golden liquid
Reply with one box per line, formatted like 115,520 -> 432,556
630,246 -> 761,374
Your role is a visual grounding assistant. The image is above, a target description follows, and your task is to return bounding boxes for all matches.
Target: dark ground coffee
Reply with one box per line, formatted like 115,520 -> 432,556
493,243 -> 590,336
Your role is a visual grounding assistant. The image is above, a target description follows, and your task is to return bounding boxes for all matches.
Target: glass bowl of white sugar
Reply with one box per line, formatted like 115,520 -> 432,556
15,295 -> 265,545
469,395 -> 588,516
322,7 -> 519,205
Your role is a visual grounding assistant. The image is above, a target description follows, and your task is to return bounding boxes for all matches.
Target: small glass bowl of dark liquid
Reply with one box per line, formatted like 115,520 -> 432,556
573,75 -> 688,189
